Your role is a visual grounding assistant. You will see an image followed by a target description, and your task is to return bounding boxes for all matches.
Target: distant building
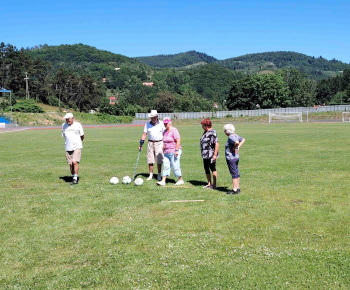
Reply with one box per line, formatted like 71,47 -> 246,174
142,82 -> 154,87
109,96 -> 116,105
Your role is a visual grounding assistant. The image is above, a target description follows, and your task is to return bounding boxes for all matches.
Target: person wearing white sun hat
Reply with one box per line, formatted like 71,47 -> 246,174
139,110 -> 165,181
62,113 -> 84,185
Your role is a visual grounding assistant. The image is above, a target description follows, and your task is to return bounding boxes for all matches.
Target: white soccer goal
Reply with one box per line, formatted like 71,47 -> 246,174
342,112 -> 350,122
269,112 -> 303,123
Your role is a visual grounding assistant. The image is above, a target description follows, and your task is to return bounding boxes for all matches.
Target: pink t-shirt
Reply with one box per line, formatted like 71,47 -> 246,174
163,127 -> 181,154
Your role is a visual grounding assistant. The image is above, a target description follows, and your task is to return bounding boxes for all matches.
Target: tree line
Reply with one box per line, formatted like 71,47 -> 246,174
1,43 -> 349,116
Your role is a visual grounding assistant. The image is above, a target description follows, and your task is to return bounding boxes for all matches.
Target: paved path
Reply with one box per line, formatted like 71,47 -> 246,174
0,122 -> 149,133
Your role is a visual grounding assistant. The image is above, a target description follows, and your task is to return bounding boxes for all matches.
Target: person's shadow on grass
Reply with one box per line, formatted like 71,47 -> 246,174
59,176 -> 80,183
187,179 -> 228,193
135,173 -> 177,184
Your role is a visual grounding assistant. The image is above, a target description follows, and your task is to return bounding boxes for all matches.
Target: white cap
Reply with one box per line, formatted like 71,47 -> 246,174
64,113 -> 74,119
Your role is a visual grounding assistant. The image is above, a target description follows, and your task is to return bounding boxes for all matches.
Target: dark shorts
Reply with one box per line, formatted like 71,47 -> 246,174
203,158 -> 217,174
226,158 -> 240,178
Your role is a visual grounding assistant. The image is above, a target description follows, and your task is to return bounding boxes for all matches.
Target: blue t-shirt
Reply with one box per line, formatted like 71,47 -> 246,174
225,134 -> 244,160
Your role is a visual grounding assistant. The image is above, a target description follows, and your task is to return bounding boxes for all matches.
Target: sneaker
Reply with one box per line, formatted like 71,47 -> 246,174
156,181 -> 166,186
146,175 -> 153,181
157,174 -> 162,181
175,180 -> 184,186
70,179 -> 78,185
227,189 -> 239,195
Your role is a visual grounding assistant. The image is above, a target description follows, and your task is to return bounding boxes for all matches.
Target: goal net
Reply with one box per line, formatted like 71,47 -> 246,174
269,112 -> 302,123
342,112 -> 350,122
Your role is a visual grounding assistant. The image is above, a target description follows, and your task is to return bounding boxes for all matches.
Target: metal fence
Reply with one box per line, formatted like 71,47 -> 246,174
135,105 -> 350,120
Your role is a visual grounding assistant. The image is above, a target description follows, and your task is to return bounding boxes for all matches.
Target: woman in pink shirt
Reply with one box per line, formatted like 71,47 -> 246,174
156,117 -> 184,186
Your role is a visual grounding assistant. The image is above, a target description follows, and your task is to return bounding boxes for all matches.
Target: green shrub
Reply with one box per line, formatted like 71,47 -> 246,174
12,100 -> 44,113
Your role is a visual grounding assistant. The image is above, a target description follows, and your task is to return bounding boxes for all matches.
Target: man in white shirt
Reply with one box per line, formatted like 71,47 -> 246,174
62,113 -> 85,185
139,110 -> 164,181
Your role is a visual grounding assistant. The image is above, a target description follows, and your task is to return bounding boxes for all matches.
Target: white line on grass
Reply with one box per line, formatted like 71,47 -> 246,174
161,200 -> 205,203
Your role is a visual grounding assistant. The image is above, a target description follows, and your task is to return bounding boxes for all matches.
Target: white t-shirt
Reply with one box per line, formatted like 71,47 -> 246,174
143,120 -> 165,141
62,121 -> 84,151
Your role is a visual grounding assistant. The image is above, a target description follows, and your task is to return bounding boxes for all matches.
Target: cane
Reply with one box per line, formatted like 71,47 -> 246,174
133,145 -> 142,181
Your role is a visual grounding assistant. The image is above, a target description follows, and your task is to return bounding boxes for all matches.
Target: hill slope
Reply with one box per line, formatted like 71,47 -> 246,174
135,50 -> 217,68
218,51 -> 349,73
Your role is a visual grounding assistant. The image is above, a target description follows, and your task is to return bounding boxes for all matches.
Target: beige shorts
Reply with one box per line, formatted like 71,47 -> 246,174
65,149 -> 82,165
147,141 -> 164,164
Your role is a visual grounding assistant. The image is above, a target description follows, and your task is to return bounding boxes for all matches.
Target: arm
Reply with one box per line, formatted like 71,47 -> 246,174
236,138 -> 245,151
212,142 -> 219,161
174,138 -> 181,157
139,132 -> 147,150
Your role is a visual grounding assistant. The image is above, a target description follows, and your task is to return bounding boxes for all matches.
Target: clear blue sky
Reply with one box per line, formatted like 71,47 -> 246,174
2,0 -> 350,63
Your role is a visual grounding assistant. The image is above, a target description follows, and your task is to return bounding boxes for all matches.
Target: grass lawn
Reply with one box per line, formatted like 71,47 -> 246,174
0,122 -> 349,288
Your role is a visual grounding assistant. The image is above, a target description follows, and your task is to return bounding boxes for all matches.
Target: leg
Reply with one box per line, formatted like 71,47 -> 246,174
209,161 -> 217,189
203,159 -> 212,187
147,164 -> 154,180
233,177 -> 240,190
155,141 -> 164,181
147,142 -> 156,180
72,161 -> 79,175
71,150 -> 82,185
212,171 -> 217,188
205,173 -> 212,186
157,153 -> 170,186
226,159 -> 240,194
173,150 -> 183,185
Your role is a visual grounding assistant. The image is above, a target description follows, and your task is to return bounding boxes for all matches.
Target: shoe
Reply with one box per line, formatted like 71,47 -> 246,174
175,180 -> 184,186
203,185 -> 212,189
227,189 -> 239,195
70,179 -> 78,185
156,181 -> 166,186
146,175 -> 153,181
157,174 -> 162,181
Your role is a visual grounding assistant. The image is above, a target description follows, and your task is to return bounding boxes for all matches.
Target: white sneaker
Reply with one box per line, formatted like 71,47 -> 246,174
156,181 -> 166,186
146,174 -> 153,181
157,174 -> 162,181
175,180 -> 184,186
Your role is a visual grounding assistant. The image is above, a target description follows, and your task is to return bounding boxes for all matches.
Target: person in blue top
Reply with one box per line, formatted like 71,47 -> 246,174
223,124 -> 246,194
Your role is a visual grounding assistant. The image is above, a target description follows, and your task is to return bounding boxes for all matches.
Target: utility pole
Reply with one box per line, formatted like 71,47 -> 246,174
24,72 -> 29,99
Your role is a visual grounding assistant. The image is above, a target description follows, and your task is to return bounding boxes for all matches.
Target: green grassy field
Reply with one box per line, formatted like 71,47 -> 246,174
0,122 -> 349,288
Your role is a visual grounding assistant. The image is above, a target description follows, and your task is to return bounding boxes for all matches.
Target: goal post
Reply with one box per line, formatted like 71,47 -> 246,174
269,112 -> 303,123
342,112 -> 350,122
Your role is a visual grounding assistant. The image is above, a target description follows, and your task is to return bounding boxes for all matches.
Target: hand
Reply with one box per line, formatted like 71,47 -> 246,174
212,154 -> 217,161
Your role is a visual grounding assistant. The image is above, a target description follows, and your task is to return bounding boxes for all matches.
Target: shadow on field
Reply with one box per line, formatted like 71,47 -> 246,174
135,173 -> 177,184
59,176 -> 81,183
188,179 -> 229,193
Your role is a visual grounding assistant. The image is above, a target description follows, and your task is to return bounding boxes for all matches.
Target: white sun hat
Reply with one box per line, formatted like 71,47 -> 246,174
148,110 -> 158,117
64,113 -> 74,119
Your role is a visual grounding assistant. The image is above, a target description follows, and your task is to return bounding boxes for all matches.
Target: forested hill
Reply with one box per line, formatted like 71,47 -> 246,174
135,50 -> 217,68
29,43 -> 143,69
218,51 -> 349,73
136,50 -> 350,79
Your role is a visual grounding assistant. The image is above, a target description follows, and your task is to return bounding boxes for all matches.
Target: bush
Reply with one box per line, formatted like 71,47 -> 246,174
12,100 -> 45,113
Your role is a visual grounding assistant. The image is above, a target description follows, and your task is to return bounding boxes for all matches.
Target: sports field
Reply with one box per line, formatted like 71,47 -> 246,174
0,122 -> 349,288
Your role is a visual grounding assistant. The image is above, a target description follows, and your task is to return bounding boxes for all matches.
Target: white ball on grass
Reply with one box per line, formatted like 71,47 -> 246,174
134,177 -> 144,186
110,177 -> 119,184
122,176 -> 132,184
